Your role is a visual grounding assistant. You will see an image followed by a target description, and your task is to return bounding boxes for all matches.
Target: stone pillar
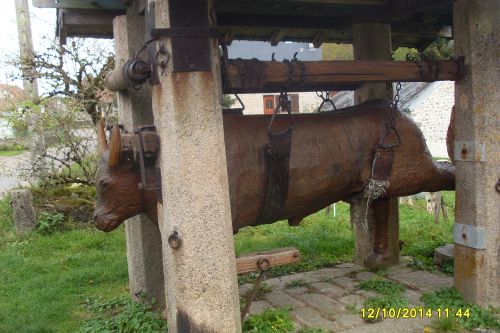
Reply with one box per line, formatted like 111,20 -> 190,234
453,0 -> 499,307
11,189 -> 36,234
151,1 -> 241,331
351,23 -> 400,268
112,14 -> 165,310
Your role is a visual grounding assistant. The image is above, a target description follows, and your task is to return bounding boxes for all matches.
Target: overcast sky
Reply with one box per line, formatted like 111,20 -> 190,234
0,1 -> 55,87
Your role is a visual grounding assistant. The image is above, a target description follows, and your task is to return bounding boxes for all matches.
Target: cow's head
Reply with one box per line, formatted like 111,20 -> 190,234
93,121 -> 156,232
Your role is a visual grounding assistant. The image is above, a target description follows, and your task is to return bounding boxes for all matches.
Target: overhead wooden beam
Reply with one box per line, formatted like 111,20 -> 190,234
223,59 -> 462,93
33,0 -> 127,9
57,9 -> 123,41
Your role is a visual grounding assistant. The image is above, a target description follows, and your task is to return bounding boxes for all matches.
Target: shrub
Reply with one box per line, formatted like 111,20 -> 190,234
79,296 -> 167,333
37,211 -> 66,234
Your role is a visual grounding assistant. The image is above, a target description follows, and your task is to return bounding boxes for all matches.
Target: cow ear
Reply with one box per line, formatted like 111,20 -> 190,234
108,126 -> 121,168
97,119 -> 109,154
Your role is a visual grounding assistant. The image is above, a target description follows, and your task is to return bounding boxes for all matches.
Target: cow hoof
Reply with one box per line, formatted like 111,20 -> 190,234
288,217 -> 302,226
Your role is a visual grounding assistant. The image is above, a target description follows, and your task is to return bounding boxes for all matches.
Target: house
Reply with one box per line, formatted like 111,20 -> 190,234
228,40 -> 323,114
0,84 -> 27,139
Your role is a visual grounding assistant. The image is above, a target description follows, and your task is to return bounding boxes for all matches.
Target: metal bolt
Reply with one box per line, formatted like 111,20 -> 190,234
460,144 -> 468,159
168,231 -> 182,249
257,258 -> 270,271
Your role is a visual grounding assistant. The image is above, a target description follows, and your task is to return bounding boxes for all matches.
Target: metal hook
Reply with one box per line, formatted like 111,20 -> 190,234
271,52 -> 276,62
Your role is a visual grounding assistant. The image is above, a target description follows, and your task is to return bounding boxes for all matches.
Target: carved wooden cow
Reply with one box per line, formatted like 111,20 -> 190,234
93,101 -> 455,234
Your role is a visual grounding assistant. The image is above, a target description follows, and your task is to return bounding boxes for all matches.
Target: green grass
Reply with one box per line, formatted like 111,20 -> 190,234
421,287 -> 500,331
0,149 -> 28,156
0,192 -> 459,332
0,195 -> 129,332
0,143 -> 28,156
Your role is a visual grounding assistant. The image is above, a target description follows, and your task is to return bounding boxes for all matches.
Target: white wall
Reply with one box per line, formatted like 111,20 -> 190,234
238,92 -> 322,115
408,81 -> 454,158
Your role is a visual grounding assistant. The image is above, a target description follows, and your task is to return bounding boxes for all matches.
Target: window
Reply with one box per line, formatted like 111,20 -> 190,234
263,95 -> 275,114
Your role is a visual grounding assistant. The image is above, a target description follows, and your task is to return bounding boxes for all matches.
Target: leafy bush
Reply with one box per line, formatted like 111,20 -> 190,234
79,296 -> 167,333
243,307 -> 295,333
421,288 -> 500,330
8,98 -> 99,185
37,211 -> 66,234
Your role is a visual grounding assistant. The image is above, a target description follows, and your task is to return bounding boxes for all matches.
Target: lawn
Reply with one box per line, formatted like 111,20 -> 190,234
0,192 -> 455,332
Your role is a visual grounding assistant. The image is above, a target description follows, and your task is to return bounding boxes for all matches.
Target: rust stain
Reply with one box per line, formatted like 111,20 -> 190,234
454,246 -> 485,287
460,143 -> 468,159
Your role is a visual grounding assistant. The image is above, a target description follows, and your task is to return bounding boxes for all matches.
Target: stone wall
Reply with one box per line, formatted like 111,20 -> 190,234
407,81 -> 454,158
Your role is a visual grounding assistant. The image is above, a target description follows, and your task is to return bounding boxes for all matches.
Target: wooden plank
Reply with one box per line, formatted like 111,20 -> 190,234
236,247 -> 301,274
224,59 -> 462,93
33,0 -> 127,9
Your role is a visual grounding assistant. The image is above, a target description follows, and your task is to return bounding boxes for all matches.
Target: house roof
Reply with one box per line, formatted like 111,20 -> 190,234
0,84 -> 27,111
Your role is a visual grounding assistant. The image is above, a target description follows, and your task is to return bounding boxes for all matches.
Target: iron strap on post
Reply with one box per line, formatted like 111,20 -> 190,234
258,91 -> 294,226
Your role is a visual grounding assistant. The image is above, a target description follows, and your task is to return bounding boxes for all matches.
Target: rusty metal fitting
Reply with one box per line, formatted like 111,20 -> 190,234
257,258 -> 270,271
123,58 -> 152,86
496,179 -> 500,193
168,231 -> 182,249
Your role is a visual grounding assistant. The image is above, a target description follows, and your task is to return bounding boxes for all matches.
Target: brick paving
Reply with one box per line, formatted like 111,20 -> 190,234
241,261 -> 455,332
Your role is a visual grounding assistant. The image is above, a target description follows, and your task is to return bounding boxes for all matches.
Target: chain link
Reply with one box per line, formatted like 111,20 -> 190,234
385,82 -> 401,131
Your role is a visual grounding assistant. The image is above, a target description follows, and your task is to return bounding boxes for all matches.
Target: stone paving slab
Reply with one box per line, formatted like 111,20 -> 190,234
240,262 -> 453,332
266,290 -> 305,308
295,293 -> 345,319
310,282 -> 346,298
291,307 -> 339,331
390,270 -> 453,291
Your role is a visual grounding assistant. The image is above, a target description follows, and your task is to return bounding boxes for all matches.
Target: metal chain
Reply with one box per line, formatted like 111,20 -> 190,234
316,91 -> 336,112
378,82 -> 402,147
385,82 -> 401,131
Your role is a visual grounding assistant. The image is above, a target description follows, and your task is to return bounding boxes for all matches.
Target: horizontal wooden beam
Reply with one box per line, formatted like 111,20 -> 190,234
223,59 -> 462,93
33,0 -> 127,10
236,247 -> 300,274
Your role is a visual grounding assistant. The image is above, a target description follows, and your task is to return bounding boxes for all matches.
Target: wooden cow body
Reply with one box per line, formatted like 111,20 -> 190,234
93,101 -> 455,232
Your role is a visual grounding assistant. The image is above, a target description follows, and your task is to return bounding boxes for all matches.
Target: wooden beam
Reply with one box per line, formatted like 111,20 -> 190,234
33,0 -> 127,9
58,9 -> 123,39
223,59 -> 462,93
236,247 -> 301,275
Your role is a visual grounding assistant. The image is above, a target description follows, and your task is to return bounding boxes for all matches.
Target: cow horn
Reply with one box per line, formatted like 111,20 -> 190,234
108,126 -> 121,168
97,119 -> 108,154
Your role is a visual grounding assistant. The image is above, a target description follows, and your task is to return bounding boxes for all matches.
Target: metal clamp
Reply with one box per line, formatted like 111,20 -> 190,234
240,258 -> 271,321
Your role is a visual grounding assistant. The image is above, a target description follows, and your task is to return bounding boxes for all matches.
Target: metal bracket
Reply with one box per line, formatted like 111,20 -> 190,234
133,125 -> 160,191
453,223 -> 487,250
454,141 -> 486,162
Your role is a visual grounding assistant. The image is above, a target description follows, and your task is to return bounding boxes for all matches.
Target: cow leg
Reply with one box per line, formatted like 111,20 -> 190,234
363,197 -> 400,269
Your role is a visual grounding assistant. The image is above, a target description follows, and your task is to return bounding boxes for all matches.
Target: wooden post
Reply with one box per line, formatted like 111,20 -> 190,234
351,23 -> 400,269
112,14 -> 165,310
453,0 -> 499,307
151,0 -> 242,331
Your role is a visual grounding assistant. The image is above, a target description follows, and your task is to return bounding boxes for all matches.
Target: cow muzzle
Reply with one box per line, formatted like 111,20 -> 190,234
93,211 -> 123,232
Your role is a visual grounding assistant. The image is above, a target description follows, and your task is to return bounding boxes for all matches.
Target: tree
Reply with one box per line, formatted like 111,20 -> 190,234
11,37 -> 115,124
393,38 -> 454,61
